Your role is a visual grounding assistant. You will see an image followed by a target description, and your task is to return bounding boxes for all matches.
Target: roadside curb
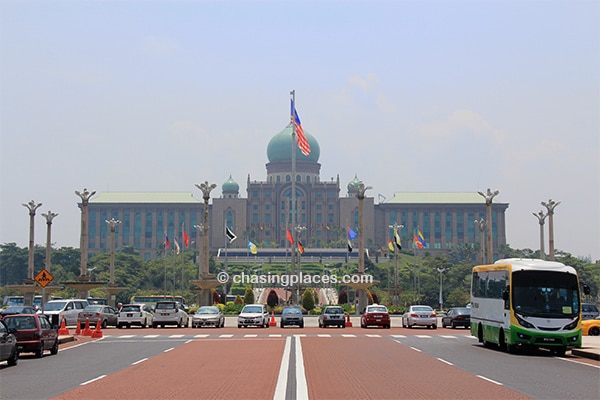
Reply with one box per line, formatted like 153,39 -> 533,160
572,347 -> 600,361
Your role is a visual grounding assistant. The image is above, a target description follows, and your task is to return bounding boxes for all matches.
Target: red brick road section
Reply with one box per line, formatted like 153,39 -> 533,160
302,337 -> 532,400
51,338 -> 285,400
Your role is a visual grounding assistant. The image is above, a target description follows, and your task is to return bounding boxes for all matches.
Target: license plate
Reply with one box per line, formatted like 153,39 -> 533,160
127,313 -> 133,317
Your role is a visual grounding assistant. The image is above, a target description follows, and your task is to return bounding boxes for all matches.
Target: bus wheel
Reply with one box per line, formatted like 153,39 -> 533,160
499,330 -> 514,353
477,324 -> 484,343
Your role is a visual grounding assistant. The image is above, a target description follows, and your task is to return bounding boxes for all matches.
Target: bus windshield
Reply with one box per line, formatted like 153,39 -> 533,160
512,271 -> 579,318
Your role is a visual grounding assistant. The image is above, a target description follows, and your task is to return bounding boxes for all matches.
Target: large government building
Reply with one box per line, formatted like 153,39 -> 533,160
86,124 -> 508,261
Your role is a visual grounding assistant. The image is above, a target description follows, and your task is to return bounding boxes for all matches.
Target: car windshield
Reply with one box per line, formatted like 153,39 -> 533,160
242,306 -> 263,313
325,307 -> 343,314
283,308 -> 301,315
121,305 -> 141,312
83,306 -> 103,312
413,306 -> 433,312
452,308 -> 470,314
44,301 -> 67,311
1,307 -> 26,314
197,307 -> 218,314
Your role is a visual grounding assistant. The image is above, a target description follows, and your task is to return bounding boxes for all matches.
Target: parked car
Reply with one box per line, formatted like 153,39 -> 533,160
402,305 -> 437,329
3,314 -> 58,358
441,307 -> 471,329
237,304 -> 270,328
280,306 -> 304,328
117,304 -> 153,328
192,306 -> 225,328
582,303 -> 599,320
152,301 -> 188,328
361,304 -> 390,329
318,306 -> 346,328
0,319 -> 18,366
78,305 -> 118,329
582,316 -> 600,336
0,306 -> 38,319
43,299 -> 89,326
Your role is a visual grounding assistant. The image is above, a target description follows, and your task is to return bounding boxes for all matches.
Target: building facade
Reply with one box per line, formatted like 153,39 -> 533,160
86,124 -> 508,261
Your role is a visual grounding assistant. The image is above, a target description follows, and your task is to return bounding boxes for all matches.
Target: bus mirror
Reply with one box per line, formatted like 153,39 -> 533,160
502,287 -> 509,301
583,284 -> 590,295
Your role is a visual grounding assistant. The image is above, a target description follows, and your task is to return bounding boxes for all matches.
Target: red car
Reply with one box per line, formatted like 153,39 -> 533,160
361,304 -> 391,329
3,314 -> 59,358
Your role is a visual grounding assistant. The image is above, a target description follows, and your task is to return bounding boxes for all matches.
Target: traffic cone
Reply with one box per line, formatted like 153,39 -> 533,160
75,320 -> 81,335
82,317 -> 92,336
58,316 -> 70,335
345,313 -> 353,328
269,310 -> 276,327
91,320 -> 103,338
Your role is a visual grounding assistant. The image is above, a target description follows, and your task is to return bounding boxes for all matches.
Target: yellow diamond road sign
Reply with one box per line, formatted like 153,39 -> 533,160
34,269 -> 54,287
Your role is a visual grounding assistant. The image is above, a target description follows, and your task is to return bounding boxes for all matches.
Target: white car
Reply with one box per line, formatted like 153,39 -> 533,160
152,301 -> 188,328
402,305 -> 437,329
117,304 -> 153,328
43,299 -> 89,326
237,304 -> 270,328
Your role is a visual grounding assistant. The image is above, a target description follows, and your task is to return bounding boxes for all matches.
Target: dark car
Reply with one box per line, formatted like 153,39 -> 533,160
78,305 -> 118,329
0,319 -> 18,366
0,306 -> 38,319
3,314 -> 58,358
361,304 -> 391,329
318,306 -> 346,328
280,306 -> 304,328
441,307 -> 471,329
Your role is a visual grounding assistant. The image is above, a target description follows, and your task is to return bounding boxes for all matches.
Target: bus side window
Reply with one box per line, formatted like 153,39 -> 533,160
502,286 -> 510,310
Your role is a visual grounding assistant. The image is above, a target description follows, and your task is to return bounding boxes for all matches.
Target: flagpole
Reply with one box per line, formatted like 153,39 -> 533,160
181,222 -> 185,298
290,90 -> 298,304
224,223 -> 229,298
163,230 -> 167,294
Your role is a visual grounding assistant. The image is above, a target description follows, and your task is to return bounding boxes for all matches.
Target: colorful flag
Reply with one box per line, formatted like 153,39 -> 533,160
418,230 -> 427,248
286,229 -> 295,246
183,231 -> 189,247
298,240 -> 305,255
225,227 -> 237,243
394,230 -> 402,250
248,240 -> 258,254
347,227 -> 358,240
174,238 -> 180,255
347,239 -> 353,253
164,235 -> 170,250
414,234 -> 423,249
291,98 -> 310,156
388,239 -> 395,252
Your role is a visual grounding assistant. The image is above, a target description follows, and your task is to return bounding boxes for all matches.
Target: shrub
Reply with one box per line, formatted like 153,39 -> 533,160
302,289 -> 315,311
243,286 -> 254,304
234,295 -> 243,305
212,289 -> 221,304
267,289 -> 279,308
338,290 -> 348,304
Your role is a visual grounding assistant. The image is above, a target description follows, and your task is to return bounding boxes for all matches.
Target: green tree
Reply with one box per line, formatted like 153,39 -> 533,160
302,289 -> 315,311
244,286 -> 254,304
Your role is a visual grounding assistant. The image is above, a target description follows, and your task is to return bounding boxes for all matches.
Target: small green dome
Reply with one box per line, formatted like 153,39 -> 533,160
222,175 -> 239,193
267,124 -> 320,163
347,175 -> 361,192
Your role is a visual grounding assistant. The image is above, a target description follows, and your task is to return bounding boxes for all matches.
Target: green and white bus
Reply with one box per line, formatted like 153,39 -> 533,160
470,258 -> 589,356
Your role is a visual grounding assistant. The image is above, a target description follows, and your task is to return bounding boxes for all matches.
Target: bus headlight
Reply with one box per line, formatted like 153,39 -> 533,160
516,314 -> 534,329
563,318 -> 579,331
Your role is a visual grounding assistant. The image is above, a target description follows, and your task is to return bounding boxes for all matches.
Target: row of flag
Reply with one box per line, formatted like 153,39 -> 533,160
164,230 -> 190,255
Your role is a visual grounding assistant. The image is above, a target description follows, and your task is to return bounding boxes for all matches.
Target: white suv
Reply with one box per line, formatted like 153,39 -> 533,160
237,304 -> 270,328
152,301 -> 188,328
117,304 -> 153,328
43,299 -> 89,326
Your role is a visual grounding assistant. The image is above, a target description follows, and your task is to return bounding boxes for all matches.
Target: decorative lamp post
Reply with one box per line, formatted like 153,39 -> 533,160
193,224 -> 204,278
356,181 -> 372,314
105,218 -> 121,285
477,188 -> 499,263
388,223 -> 403,306
437,267 -> 448,312
75,188 -> 96,277
22,200 -> 42,282
474,219 -> 485,264
533,210 -> 547,260
541,199 -> 560,261
40,210 -> 58,309
294,225 -> 306,304
192,181 -> 218,306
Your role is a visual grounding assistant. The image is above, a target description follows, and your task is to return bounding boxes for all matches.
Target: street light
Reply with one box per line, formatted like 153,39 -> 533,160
532,210 -> 547,260
356,181 -> 372,314
40,210 -> 57,310
388,223 -> 403,306
437,267 -> 448,311
195,181 -> 216,279
22,200 -> 42,281
294,225 -> 306,305
477,188 -> 499,263
541,199 -> 560,261
105,218 -> 121,285
75,188 -> 96,277
474,219 -> 485,264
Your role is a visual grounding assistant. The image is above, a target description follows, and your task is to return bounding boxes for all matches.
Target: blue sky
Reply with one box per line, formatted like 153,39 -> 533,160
1,0 -> 598,260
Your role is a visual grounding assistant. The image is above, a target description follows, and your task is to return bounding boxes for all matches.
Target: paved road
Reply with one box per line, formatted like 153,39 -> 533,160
1,321 -> 598,400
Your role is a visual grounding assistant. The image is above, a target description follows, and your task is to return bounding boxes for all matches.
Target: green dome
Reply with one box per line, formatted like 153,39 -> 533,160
347,174 -> 361,192
267,124 -> 320,163
222,175 -> 239,192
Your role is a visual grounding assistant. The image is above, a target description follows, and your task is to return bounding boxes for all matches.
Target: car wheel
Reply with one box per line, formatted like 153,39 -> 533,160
177,319 -> 182,328
432,324 -> 437,330
451,322 -> 456,329
238,324 -> 242,328
50,339 -> 59,355
300,322 -> 304,328
117,323 -> 122,329
7,349 -> 18,366
152,323 -> 157,328
589,327 -> 600,336
141,321 -> 146,329
35,342 -> 44,358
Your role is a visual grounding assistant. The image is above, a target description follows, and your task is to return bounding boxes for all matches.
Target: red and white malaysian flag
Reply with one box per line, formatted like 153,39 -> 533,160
291,98 -> 311,156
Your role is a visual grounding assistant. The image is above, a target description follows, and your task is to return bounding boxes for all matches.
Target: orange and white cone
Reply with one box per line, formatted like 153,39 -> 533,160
82,317 -> 93,336
269,310 -> 276,327
58,316 -> 70,335
91,320 -> 103,338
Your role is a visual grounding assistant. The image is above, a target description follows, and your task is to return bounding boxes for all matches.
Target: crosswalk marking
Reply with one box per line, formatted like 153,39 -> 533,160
219,334 -> 234,338
244,334 -> 258,337
366,334 -> 381,338
169,334 -> 185,338
119,335 -> 135,338
194,334 -> 209,338
341,334 -> 356,337
143,335 -> 159,338
415,335 -> 432,338
317,334 -> 331,337
269,334 -> 282,337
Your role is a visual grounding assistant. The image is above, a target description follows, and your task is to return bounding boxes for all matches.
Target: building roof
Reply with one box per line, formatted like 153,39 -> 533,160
266,124 -> 320,163
387,192 -> 492,204
91,192 -> 200,204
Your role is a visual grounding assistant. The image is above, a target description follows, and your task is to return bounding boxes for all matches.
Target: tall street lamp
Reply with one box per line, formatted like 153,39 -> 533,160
294,225 -> 306,304
75,188 -> 96,277
193,181 -> 218,306
533,210 -> 547,260
478,188 -> 499,263
41,210 -> 58,309
105,218 -> 122,285
474,219 -> 485,264
22,200 -> 42,282
388,223 -> 403,306
541,199 -> 560,261
437,267 -> 448,311
356,181 -> 372,314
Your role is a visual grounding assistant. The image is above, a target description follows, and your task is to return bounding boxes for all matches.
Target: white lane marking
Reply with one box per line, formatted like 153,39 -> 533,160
144,335 -> 159,338
561,358 -> 600,369
295,335 -> 309,400
81,375 -> 106,386
194,334 -> 209,338
169,334 -> 184,338
436,357 -> 454,366
366,334 -> 381,338
119,335 -> 135,338
410,346 -> 422,352
342,334 -> 356,337
132,358 -> 148,365
219,334 -> 233,338
317,334 -> 331,337
440,335 -> 457,338
164,347 -> 174,353
391,335 -> 406,338
273,336 -> 292,400
245,334 -> 258,337
477,375 -> 503,385
185,339 -> 193,344
269,334 -> 282,337
415,335 -> 431,338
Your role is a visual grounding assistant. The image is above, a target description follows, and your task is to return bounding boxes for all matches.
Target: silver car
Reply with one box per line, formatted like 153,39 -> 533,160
117,304 -> 153,328
152,301 -> 188,328
237,304 -> 269,328
402,305 -> 437,329
192,306 -> 225,328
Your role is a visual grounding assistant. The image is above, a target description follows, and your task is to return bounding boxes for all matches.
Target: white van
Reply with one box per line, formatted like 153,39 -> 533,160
43,299 -> 89,326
